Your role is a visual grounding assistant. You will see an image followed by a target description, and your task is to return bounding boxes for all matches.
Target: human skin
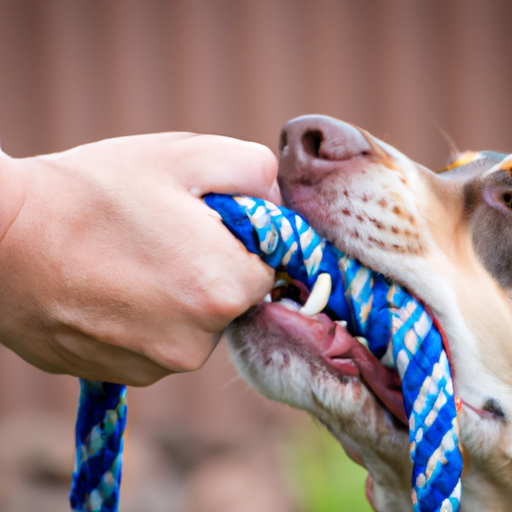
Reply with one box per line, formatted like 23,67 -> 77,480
0,133 -> 279,385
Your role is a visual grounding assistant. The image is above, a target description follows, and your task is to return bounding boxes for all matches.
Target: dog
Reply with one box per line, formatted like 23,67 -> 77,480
226,115 -> 512,511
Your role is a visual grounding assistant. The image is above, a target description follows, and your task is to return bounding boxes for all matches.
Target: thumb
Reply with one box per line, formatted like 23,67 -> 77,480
175,135 -> 281,204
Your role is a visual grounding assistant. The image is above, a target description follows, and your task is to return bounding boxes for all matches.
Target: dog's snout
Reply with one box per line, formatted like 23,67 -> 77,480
280,115 -> 372,160
279,115 -> 373,187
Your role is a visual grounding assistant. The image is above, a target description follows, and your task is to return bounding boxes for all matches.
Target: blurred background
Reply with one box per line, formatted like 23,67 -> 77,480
1,1 -> 512,511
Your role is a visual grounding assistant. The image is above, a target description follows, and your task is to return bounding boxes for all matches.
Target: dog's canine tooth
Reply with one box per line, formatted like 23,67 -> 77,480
355,336 -> 369,349
300,273 -> 332,316
263,293 -> 272,303
336,320 -> 348,329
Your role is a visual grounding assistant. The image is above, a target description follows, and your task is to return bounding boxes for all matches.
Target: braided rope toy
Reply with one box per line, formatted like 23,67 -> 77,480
70,193 -> 463,512
70,381 -> 127,512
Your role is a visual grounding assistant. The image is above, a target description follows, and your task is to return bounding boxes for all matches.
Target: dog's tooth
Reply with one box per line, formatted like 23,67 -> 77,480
355,336 -> 369,350
300,273 -> 332,317
263,293 -> 272,303
336,320 -> 348,329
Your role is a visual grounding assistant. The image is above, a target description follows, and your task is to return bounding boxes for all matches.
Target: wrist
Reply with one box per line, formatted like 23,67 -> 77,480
0,151 -> 27,244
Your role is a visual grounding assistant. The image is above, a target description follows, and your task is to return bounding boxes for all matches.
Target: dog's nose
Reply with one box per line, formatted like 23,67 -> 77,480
279,115 -> 372,184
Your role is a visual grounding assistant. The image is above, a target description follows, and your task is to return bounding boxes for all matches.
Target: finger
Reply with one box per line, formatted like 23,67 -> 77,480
144,326 -> 223,374
47,132 -> 282,204
165,195 -> 275,329
172,135 -> 280,202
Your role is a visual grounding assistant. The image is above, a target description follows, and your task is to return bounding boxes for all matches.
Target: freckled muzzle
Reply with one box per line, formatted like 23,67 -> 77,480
278,115 -> 425,257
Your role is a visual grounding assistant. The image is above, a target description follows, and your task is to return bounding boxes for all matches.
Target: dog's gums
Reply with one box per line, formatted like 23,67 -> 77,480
227,116 -> 512,512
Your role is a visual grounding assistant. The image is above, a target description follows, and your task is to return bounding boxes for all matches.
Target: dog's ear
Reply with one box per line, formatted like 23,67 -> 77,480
436,150 -> 481,173
437,150 -> 508,178
463,154 -> 512,288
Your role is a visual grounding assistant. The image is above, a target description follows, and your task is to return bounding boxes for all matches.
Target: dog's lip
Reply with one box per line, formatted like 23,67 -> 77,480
461,399 -> 504,420
257,300 -> 408,425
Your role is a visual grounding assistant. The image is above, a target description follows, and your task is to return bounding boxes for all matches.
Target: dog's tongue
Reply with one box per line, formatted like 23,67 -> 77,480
261,302 -> 407,425
326,328 -> 406,425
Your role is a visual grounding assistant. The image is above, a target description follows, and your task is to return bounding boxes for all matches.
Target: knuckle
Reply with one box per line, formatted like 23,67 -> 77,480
156,344 -> 211,373
200,286 -> 247,323
147,328 -> 220,374
176,353 -> 208,372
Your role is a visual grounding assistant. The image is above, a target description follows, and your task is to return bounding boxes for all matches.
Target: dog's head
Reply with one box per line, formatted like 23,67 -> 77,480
227,115 -> 512,511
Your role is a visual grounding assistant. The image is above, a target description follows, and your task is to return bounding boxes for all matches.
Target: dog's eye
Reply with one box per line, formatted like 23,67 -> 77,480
502,192 -> 512,209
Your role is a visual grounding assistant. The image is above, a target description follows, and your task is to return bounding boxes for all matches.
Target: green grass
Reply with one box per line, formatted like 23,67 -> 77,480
285,421 -> 373,512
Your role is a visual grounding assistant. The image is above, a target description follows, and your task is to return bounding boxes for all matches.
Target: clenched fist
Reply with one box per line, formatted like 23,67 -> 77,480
0,133 -> 279,385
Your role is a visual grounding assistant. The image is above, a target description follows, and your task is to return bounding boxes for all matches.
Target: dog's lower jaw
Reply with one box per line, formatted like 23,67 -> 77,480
370,477 -> 413,512
333,431 -> 413,512
226,320 -> 414,512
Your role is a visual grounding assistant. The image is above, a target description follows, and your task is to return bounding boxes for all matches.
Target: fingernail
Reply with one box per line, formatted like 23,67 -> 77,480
268,181 -> 282,205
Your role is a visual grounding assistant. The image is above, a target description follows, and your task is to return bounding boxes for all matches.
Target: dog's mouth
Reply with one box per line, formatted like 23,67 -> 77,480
259,276 -> 408,427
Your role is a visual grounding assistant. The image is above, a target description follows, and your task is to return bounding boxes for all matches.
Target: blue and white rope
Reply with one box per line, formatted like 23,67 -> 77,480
70,193 -> 463,512
203,194 -> 463,512
70,380 -> 127,512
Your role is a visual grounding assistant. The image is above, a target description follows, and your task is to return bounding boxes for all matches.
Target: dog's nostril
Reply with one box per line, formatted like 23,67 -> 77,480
301,130 -> 324,158
279,130 -> 288,151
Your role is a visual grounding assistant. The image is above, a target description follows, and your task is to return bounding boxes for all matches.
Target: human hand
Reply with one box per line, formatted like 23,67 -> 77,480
0,133 -> 279,385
